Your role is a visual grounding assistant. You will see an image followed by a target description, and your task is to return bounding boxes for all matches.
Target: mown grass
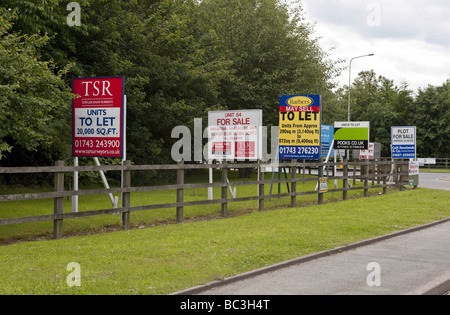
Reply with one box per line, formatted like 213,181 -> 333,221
419,169 -> 450,173
0,187 -> 449,295
0,169 -> 372,243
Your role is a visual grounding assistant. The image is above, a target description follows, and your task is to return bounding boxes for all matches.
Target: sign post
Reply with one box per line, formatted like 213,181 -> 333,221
208,110 -> 262,161
72,76 -> 125,158
391,126 -> 416,159
321,125 -> 334,158
409,159 -> 419,187
207,109 -> 263,200
72,76 -> 125,212
278,95 -> 321,160
277,95 -> 321,201
333,122 -> 370,150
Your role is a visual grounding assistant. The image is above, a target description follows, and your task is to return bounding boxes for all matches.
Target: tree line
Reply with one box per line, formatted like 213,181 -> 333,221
0,0 -> 449,182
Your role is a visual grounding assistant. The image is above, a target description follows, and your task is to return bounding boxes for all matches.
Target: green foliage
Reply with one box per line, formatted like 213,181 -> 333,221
339,70 -> 449,158
0,8 -> 73,161
413,82 -> 450,157
198,0 -> 343,127
1,0 -> 447,172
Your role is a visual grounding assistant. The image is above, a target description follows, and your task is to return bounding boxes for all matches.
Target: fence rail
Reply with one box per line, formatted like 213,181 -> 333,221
0,160 -> 410,239
423,158 -> 449,169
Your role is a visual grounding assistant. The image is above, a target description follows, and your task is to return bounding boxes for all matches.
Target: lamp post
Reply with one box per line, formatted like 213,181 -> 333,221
347,53 -> 374,161
348,54 -> 374,121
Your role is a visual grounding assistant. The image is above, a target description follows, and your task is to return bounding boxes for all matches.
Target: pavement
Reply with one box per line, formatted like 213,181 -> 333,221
172,172 -> 450,296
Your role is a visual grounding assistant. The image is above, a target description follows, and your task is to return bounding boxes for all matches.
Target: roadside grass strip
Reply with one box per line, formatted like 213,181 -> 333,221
0,188 -> 449,295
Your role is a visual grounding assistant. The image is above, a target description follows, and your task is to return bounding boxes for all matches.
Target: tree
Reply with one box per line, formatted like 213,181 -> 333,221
0,0 -> 231,170
413,81 -> 450,157
346,70 -> 414,157
0,8 -> 72,162
198,0 -> 342,127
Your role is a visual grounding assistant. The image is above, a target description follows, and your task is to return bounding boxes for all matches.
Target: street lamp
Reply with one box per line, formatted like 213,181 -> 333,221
346,53 -> 374,161
348,53 -> 374,121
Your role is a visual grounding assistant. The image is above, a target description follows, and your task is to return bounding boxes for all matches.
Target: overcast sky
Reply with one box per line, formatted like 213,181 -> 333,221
300,0 -> 450,92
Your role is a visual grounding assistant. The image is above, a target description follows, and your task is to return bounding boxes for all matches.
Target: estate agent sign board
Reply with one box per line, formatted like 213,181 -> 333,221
278,95 -> 321,160
72,76 -> 125,158
391,126 -> 416,159
334,122 -> 370,150
208,109 -> 262,161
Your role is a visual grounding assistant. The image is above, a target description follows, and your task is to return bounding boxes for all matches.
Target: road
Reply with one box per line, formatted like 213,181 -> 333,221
419,172 -> 450,191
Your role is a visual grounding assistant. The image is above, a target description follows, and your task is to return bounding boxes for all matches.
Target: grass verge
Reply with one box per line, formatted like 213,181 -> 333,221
0,188 -> 449,295
419,169 -> 450,173
0,170 -> 372,243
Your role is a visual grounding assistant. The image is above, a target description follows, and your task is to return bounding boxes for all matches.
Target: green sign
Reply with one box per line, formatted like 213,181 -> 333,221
334,122 -> 370,150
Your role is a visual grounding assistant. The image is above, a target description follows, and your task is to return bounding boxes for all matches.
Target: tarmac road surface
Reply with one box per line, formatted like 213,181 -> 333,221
419,172 -> 450,191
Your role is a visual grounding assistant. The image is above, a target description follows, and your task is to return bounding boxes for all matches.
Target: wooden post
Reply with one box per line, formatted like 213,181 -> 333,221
318,161 -> 323,205
290,160 -> 296,207
371,162 -> 375,186
302,160 -> 306,185
343,162 -> 348,201
393,159 -> 399,190
121,160 -> 131,229
376,160 -> 381,185
364,162 -> 369,197
176,160 -> 184,223
400,160 -> 409,191
221,162 -> 228,218
382,162 -> 387,194
258,161 -> 265,211
53,160 -> 65,239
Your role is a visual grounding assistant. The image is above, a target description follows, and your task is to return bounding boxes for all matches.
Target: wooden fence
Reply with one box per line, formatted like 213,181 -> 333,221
0,160 -> 410,239
424,158 -> 449,169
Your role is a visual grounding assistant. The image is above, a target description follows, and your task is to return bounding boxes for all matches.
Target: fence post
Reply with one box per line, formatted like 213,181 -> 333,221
382,162 -> 387,195
400,160 -> 409,191
221,162 -> 228,218
290,160 -> 297,207
393,159 -> 399,190
318,160 -> 323,205
176,160 -> 184,223
258,161 -> 265,211
121,160 -> 131,229
376,160 -> 381,185
53,160 -> 65,239
343,162 -> 348,201
364,162 -> 369,197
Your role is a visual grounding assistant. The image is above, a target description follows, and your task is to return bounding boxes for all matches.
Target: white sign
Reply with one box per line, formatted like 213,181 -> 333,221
409,159 -> 420,176
335,121 -> 370,128
208,110 -> 262,161
360,143 -> 375,159
417,158 -> 436,166
319,177 -> 328,193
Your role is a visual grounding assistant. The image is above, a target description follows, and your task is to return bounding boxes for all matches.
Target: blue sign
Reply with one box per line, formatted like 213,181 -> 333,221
321,125 -> 333,157
391,126 -> 416,159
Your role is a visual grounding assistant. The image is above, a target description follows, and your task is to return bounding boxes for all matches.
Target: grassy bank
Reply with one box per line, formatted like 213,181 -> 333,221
0,188 -> 449,295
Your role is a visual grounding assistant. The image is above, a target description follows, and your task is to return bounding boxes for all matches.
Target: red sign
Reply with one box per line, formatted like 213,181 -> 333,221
235,141 -> 255,158
212,142 -> 231,155
72,77 -> 124,158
